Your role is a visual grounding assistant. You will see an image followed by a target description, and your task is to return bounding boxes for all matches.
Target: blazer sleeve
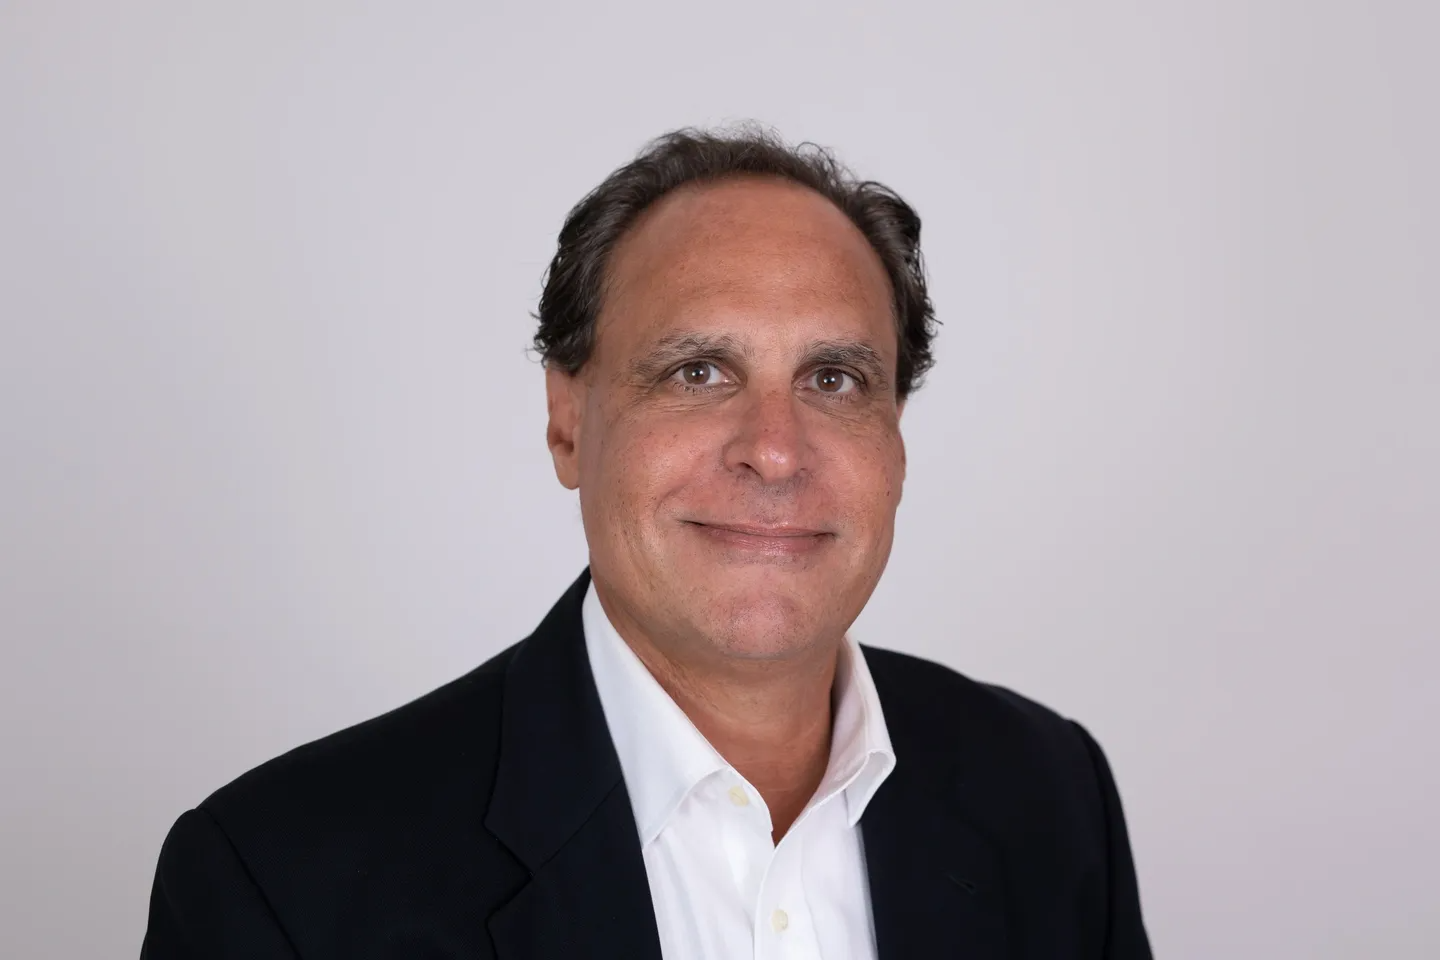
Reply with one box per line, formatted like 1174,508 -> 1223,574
1071,723 -> 1153,960
140,808 -> 300,960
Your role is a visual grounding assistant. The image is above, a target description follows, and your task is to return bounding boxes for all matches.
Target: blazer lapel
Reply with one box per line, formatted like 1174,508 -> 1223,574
487,781 -> 661,960
484,570 -> 663,960
862,768 -> 1009,959
861,647 -> 1010,959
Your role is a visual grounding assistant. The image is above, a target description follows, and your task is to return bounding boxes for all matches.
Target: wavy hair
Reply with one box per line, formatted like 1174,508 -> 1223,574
534,126 -> 939,398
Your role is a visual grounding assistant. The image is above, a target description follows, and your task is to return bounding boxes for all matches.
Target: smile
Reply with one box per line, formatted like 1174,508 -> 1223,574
683,521 -> 834,556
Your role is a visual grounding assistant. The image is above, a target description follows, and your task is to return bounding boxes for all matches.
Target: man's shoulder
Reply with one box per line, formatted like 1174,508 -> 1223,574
861,644 -> 1094,780
154,641 -> 536,948
200,641 -> 521,838
863,643 -> 1073,725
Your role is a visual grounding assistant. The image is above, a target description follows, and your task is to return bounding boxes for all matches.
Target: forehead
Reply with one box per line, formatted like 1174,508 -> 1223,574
597,177 -> 896,356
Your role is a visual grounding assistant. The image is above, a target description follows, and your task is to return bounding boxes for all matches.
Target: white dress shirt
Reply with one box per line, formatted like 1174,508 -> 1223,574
582,582 -> 897,960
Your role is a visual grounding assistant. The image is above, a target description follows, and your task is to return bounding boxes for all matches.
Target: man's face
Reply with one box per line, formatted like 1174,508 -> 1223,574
546,176 -> 906,664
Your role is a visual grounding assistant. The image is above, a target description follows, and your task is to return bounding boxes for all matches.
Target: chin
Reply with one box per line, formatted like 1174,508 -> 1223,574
694,584 -> 829,661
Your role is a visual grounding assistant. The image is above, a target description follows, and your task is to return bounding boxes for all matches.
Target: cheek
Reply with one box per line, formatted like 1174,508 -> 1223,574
592,412 -> 716,519
828,428 -> 906,528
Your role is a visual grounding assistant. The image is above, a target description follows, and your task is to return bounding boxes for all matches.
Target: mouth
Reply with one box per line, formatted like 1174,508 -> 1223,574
682,520 -> 834,557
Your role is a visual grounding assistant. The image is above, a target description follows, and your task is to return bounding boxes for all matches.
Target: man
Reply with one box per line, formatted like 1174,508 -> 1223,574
142,129 -> 1151,958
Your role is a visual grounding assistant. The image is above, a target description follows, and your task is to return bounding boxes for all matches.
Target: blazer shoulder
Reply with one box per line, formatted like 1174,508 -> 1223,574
862,644 -> 1073,729
859,651 -> 1149,953
861,644 -> 1095,786
153,642 -> 536,956
200,641 -> 521,833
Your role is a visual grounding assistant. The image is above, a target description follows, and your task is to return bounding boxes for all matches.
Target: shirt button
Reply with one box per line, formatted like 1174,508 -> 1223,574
727,785 -> 750,807
771,908 -> 789,933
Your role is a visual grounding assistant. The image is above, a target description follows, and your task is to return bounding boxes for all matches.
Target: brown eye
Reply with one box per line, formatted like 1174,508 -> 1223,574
673,361 -> 724,387
812,368 -> 857,394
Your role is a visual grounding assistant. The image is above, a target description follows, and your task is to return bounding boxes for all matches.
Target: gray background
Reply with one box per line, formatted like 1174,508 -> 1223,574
2,1 -> 1437,956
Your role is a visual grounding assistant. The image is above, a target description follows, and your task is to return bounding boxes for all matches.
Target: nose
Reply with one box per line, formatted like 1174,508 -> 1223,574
723,387 -> 810,484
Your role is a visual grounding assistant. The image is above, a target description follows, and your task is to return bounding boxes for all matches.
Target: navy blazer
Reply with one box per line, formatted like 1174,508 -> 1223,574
142,569 -> 1152,958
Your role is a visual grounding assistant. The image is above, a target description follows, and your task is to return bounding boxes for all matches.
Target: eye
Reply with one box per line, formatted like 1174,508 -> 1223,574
809,367 -> 858,395
671,361 -> 728,388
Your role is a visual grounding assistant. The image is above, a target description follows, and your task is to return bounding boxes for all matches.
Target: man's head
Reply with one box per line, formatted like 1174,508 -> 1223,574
539,128 -> 937,666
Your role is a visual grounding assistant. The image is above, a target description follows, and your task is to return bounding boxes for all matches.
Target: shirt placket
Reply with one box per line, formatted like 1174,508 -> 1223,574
759,809 -> 830,959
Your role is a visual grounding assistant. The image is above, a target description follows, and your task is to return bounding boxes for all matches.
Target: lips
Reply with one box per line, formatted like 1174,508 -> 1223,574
683,520 -> 833,557
692,522 -> 829,538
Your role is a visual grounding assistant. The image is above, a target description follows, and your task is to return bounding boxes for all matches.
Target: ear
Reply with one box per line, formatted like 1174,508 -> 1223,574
545,364 -> 585,490
895,398 -> 908,477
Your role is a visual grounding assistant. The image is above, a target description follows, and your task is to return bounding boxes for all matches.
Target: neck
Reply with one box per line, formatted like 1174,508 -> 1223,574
656,646 -> 838,842
597,591 -> 840,842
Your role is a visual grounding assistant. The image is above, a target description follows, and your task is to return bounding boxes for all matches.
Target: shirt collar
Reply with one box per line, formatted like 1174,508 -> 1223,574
582,579 -> 896,846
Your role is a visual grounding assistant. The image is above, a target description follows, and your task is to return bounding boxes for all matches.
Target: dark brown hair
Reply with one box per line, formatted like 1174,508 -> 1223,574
533,126 -> 939,399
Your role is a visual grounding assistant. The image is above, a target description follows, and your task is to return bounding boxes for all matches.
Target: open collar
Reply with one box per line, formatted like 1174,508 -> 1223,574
482,568 -> 1007,960
582,577 -> 896,845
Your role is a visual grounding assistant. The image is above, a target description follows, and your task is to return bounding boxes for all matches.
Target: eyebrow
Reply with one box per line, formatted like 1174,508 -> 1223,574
800,340 -> 892,392
626,332 -> 753,383
627,332 -> 892,392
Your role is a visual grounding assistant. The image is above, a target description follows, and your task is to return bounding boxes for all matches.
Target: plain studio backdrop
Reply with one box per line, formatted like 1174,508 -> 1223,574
1,1 -> 1437,956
